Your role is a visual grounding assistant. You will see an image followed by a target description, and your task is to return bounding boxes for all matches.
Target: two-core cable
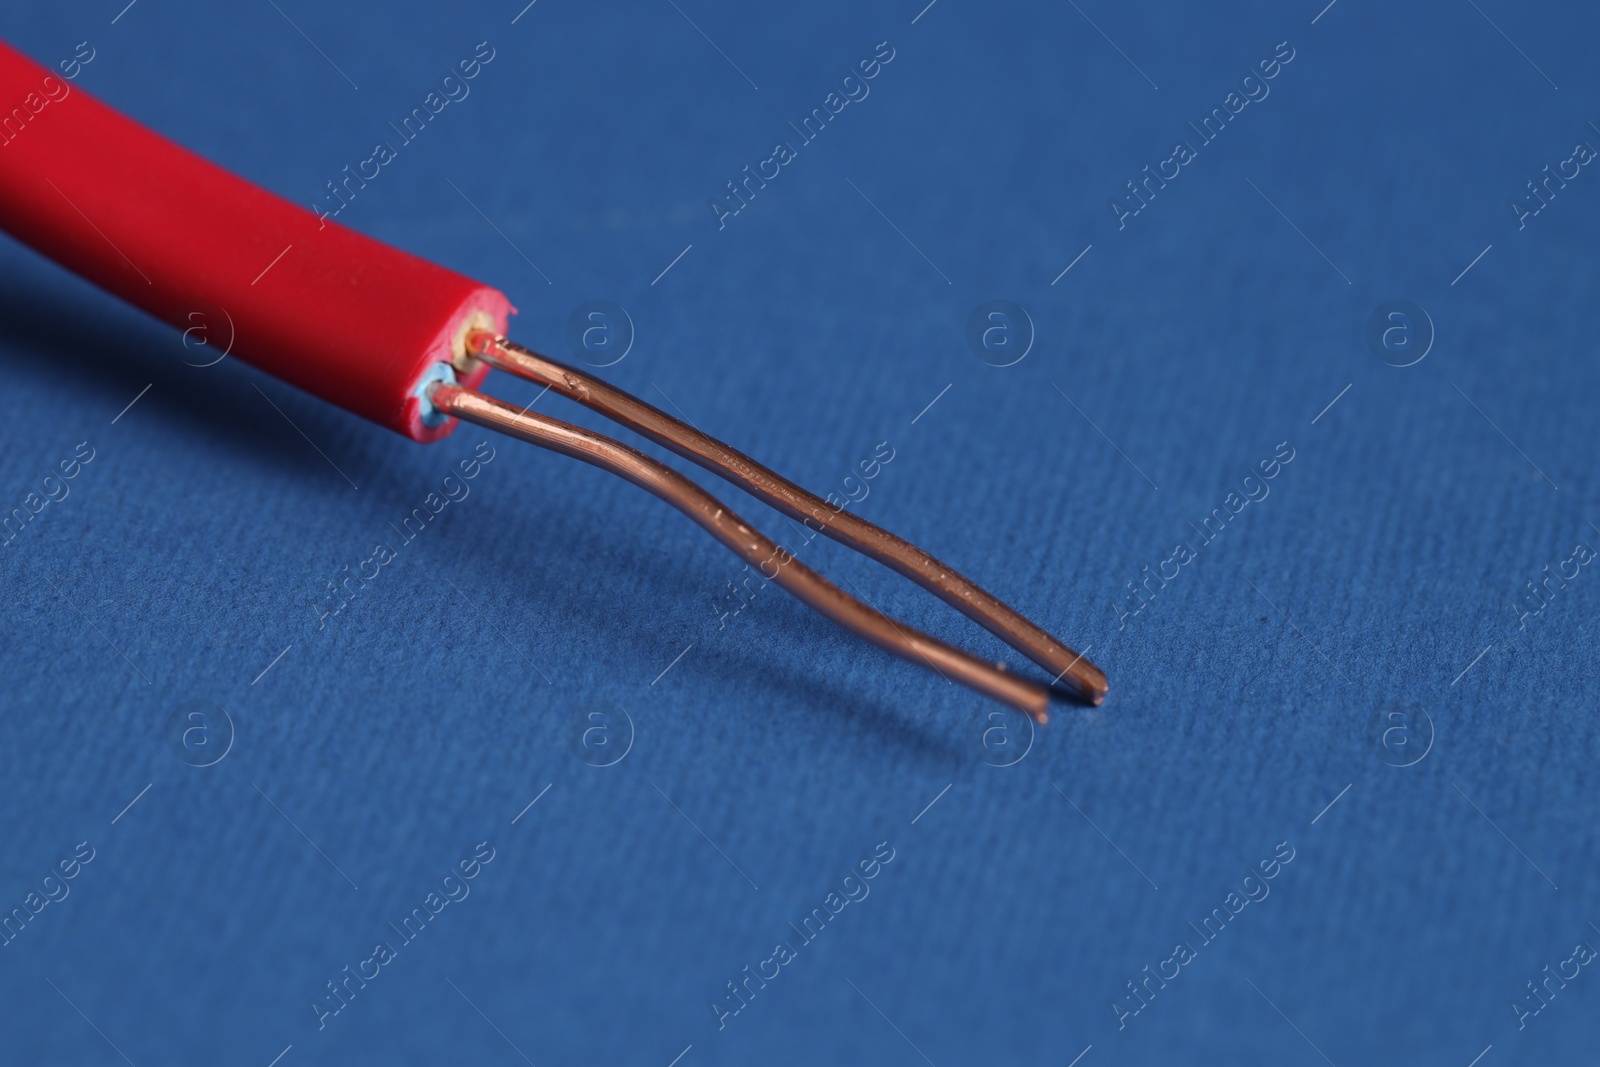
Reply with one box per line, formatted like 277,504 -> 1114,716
0,37 -> 1107,723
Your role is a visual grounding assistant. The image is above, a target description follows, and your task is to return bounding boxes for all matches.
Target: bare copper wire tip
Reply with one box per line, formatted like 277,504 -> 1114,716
432,331 -> 1108,721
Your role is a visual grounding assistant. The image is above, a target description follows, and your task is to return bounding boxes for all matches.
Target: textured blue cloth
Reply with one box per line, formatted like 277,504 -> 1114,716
3,2 -> 1599,1063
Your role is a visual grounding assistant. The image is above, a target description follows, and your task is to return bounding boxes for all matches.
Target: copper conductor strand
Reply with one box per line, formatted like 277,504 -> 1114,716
430,383 -> 1052,723
466,330 -> 1108,706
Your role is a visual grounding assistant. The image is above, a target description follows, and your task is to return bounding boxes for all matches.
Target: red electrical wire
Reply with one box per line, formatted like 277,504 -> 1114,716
0,39 -> 509,442
0,38 -> 1108,718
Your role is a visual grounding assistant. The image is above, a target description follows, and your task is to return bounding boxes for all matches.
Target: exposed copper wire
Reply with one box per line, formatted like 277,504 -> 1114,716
464,330 -> 1108,706
429,382 -> 1053,722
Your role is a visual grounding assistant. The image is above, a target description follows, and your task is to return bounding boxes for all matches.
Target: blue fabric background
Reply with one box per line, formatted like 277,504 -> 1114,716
3,1 -> 1598,1063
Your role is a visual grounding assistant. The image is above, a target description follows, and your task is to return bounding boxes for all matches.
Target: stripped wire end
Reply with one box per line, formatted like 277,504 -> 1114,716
431,332 -> 1107,723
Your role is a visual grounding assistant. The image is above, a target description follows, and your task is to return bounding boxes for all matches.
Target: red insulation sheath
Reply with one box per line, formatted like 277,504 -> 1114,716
0,39 -> 512,442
